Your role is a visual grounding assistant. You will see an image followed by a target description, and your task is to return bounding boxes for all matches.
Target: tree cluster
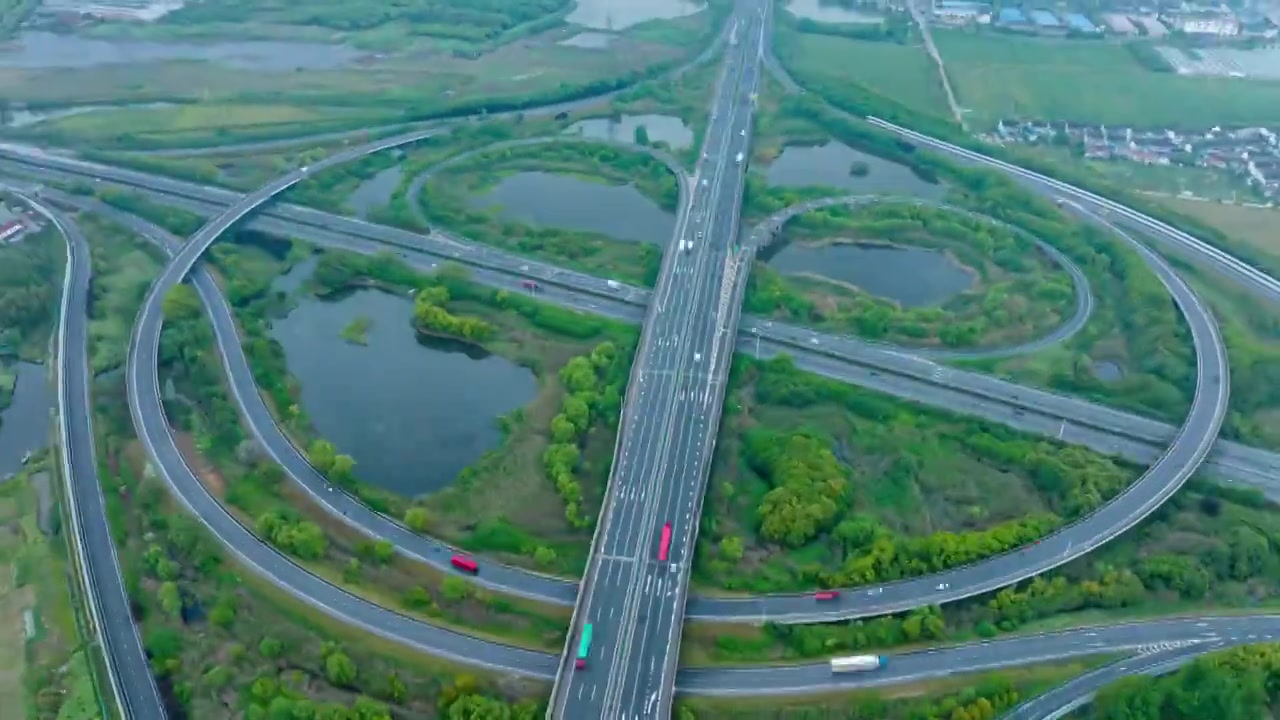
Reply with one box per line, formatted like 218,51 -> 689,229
744,430 -> 850,546
255,510 -> 329,560
95,187 -> 205,236
412,284 -> 496,342
0,224 -> 60,359
543,342 -> 625,528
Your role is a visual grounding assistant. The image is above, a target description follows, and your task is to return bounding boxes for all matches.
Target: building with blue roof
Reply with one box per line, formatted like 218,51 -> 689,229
1029,9 -> 1062,27
997,7 -> 1027,24
1065,12 -> 1098,31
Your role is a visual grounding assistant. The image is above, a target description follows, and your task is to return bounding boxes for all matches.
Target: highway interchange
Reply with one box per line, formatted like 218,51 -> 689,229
14,0 -> 1280,716
550,3 -> 764,716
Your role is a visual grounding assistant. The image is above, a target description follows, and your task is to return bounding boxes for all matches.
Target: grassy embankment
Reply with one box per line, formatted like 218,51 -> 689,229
1,459 -> 111,720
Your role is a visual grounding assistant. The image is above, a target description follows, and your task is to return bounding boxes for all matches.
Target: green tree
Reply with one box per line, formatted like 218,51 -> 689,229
161,283 -> 202,321
324,650 -> 358,687
404,506 -> 430,531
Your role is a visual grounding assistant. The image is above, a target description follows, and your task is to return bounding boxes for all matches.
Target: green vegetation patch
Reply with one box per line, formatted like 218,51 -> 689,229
746,200 -> 1077,349
0,222 -> 62,365
80,214 -> 167,375
416,140 -> 675,285
685,475 -> 1280,666
932,30 -> 1280,129
696,355 -> 1136,594
162,0 -> 572,44
0,466 -> 105,720
773,27 -> 951,123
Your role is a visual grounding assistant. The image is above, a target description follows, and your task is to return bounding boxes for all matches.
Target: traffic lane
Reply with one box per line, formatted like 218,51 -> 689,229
624,351 -> 723,713
559,51 -> 743,711
677,616 -> 1280,695
51,207 -> 167,718
562,223 -> 709,711
594,81 -> 744,711
598,242 -> 727,710
632,305 -> 734,714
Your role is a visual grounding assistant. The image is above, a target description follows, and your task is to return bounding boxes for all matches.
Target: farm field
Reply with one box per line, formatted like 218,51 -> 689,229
773,29 -> 951,121
933,30 -> 1280,128
1156,196 -> 1280,261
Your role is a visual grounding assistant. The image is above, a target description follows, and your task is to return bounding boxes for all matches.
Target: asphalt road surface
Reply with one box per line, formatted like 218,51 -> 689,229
549,5 -> 766,717
27,196 -> 168,719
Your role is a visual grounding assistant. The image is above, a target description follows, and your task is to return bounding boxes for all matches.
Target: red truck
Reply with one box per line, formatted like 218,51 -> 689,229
815,591 -> 840,601
520,279 -> 539,291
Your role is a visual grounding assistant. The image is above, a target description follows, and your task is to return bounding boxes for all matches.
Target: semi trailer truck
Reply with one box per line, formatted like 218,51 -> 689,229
830,655 -> 887,673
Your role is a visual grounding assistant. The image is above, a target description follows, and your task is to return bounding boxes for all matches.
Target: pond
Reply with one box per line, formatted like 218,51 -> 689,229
567,0 -> 706,30
269,286 -> 537,497
0,361 -> 52,480
765,141 -> 947,200
763,240 -> 975,307
785,0 -> 884,24
470,171 -> 675,244
0,31 -> 362,70
565,113 -> 694,149
346,165 -> 403,219
1092,361 -> 1125,383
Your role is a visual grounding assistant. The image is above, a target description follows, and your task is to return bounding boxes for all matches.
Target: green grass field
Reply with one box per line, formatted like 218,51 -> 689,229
776,30 -> 951,121
934,30 -> 1280,127
1156,197 -> 1280,261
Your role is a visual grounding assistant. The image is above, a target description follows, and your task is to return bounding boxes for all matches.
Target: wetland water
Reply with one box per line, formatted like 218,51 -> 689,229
269,278 -> 536,497
0,31 -> 360,70
471,171 -> 675,244
761,143 -> 969,305
784,0 -> 884,23
0,361 -> 51,479
765,141 -> 947,200
565,113 -> 694,149
347,165 -> 404,218
567,0 -> 706,30
762,240 -> 975,307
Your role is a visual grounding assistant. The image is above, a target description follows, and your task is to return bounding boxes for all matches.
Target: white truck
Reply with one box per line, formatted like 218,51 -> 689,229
735,152 -> 744,164
606,280 -> 621,290
830,655 -> 887,673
